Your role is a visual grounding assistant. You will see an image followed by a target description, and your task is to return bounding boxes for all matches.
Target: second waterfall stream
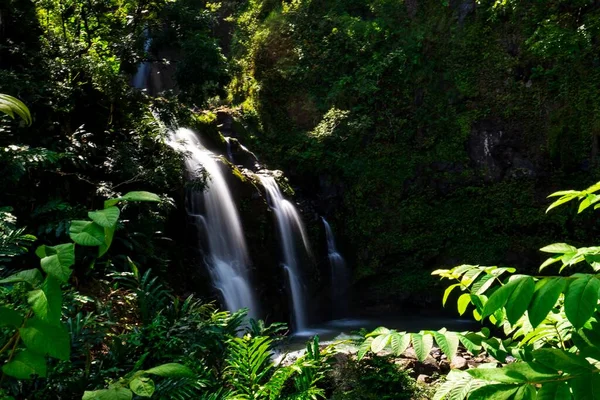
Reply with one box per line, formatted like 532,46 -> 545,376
260,175 -> 312,332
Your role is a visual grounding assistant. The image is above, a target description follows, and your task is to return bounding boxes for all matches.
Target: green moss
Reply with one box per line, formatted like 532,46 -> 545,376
229,0 -> 600,304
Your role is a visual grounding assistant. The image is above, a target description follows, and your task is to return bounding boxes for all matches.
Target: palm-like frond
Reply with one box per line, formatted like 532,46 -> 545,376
0,208 -> 35,262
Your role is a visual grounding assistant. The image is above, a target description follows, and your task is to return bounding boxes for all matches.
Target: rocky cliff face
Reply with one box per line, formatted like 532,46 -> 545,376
225,0 -> 600,312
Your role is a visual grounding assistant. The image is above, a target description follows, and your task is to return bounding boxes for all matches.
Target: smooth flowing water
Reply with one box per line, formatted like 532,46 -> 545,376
260,176 -> 311,331
322,217 -> 350,317
169,128 -> 258,317
132,28 -> 152,90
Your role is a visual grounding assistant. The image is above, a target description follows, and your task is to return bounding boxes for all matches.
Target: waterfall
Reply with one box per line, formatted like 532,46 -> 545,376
224,137 -> 234,163
169,128 -> 258,317
260,176 -> 311,331
322,218 -> 350,317
132,28 -> 152,90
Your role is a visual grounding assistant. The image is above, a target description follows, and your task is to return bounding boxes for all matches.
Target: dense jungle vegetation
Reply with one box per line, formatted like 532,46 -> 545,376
2,0 -> 600,398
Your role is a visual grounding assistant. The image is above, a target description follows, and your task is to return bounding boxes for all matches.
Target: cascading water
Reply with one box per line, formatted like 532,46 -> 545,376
169,128 -> 258,317
260,176 -> 311,331
322,217 -> 350,317
132,28 -> 152,90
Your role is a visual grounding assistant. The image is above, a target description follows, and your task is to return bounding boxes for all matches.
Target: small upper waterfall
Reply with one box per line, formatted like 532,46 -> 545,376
260,176 -> 311,331
322,217 -> 350,317
168,128 -> 258,317
132,28 -> 152,90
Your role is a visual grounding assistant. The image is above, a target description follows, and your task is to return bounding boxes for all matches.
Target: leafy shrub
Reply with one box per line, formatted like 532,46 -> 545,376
361,180 -> 600,399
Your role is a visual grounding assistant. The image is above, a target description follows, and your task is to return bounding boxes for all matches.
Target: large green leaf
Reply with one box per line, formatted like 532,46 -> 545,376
27,276 -> 62,323
371,333 -> 391,353
443,283 -> 460,306
411,333 -> 433,362
533,348 -> 594,374
82,388 -> 133,400
564,274 -> 600,329
104,191 -> 161,208
570,373 -> 600,400
88,207 -> 120,228
69,220 -> 105,246
535,382 -> 571,400
144,363 -> 194,378
0,94 -> 32,125
1,350 -> 47,379
38,243 -> 74,283
515,384 -> 536,400
19,317 -> 70,360
390,332 -> 411,356
468,384 -> 519,400
472,274 -> 495,295
0,307 -> 23,327
540,243 -> 577,254
467,367 -> 525,384
98,225 -> 116,257
482,276 -> 534,322
528,278 -> 567,328
357,337 -> 373,360
505,276 -> 535,324
129,377 -> 155,397
433,331 -> 459,362
457,293 -> 471,316
0,269 -> 43,286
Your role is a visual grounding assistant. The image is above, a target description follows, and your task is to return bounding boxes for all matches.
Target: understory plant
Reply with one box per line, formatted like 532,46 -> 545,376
360,181 -> 600,399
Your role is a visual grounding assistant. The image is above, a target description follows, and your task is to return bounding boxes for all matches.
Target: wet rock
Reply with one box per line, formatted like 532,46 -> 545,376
417,374 -> 433,384
450,356 -> 468,370
415,356 -> 441,376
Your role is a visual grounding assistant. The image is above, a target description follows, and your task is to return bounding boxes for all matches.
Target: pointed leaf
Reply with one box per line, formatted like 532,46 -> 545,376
1,350 -> 46,379
433,331 -> 459,361
27,276 -> 62,323
570,373 -> 600,400
39,244 -> 74,283
564,275 -> 600,329
457,293 -> 471,316
533,348 -> 594,373
505,276 -> 535,324
540,255 -> 561,271
105,191 -> 161,208
366,326 -> 390,337
540,243 -> 577,254
472,274 -> 495,295
371,333 -> 391,353
19,317 -> 70,360
82,388 -> 133,400
469,384 -> 519,400
390,332 -> 411,356
0,269 -> 43,286
528,278 -> 567,328
69,220 -> 105,246
546,195 -> 577,212
144,363 -> 194,378
130,377 -> 155,397
357,337 -> 373,360
0,94 -> 32,125
443,283 -> 460,306
88,207 -> 120,228
411,333 -> 433,361
98,225 -> 116,257
535,382 -> 571,400
483,276 -> 534,321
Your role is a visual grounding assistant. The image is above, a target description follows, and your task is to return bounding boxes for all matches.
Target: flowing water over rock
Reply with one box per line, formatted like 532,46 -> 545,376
132,28 -> 152,90
260,175 -> 311,331
322,217 -> 350,317
169,128 -> 258,317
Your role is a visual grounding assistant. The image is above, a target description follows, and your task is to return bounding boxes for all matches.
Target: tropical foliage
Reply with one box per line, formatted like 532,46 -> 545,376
361,181 -> 600,399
